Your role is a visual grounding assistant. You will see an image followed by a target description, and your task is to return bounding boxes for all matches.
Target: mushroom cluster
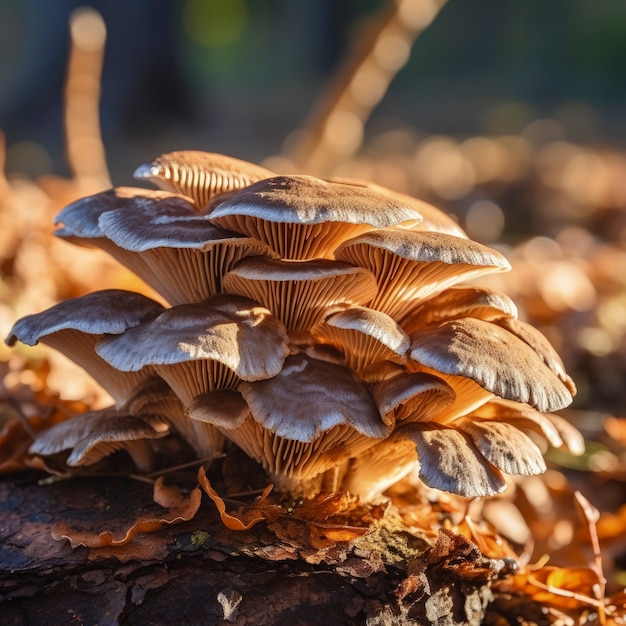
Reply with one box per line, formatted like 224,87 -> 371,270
5,150 -> 579,500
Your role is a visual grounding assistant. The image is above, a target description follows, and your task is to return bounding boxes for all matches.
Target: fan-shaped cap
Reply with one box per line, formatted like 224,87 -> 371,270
208,175 -> 424,259
494,316 -> 577,395
311,304 -> 410,376
335,230 -> 511,320
190,355 -> 389,479
408,317 -> 575,412
95,295 -> 290,405
400,286 -> 518,335
327,177 -> 468,239
222,257 -> 378,332
54,187 -> 188,239
5,290 -> 165,403
371,372 -> 455,426
404,423 -> 508,497
29,406 -> 169,469
134,150 -> 275,210
457,418 -> 546,476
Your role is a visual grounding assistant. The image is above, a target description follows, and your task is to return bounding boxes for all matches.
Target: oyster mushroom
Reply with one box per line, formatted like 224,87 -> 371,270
95,295 -> 290,456
188,354 -> 389,496
222,257 -> 378,332
55,186 -> 275,305
208,175 -> 424,259
134,150 -> 276,210
334,230 -> 511,320
5,290 -> 165,403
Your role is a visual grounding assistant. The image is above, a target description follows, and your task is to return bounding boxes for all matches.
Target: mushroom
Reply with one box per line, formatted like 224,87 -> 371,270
134,150 -> 276,210
327,176 -> 468,239
95,295 -> 290,455
334,230 -> 511,321
408,317 -> 575,412
55,186 -> 276,305
399,286 -> 518,335
5,289 -> 165,404
222,256 -> 378,332
208,175 -> 424,259
188,354 -> 389,496
311,304 -> 411,378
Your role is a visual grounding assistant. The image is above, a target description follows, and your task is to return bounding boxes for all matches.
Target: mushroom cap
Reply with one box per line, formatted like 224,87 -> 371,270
334,229 -> 511,320
457,418 -> 546,476
400,286 -> 518,334
29,407 -> 169,467
494,316 -> 576,395
208,175 -> 424,259
371,371 -> 456,426
54,187 -> 187,239
134,150 -> 275,210
327,176 -> 468,239
95,294 -> 290,380
5,289 -> 165,346
312,304 -> 411,375
408,317 -> 575,412
403,423 -> 508,497
222,257 -> 378,332
237,354 -> 388,442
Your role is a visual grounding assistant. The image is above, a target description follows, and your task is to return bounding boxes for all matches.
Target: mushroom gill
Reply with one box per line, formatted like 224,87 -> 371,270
4,150 -> 579,502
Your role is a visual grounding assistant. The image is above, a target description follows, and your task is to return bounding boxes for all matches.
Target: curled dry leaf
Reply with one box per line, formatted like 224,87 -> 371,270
197,466 -> 280,530
52,477 -> 202,548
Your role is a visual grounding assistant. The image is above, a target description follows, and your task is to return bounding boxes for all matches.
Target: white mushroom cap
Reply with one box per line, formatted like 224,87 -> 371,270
311,304 -> 410,376
5,290 -> 165,403
400,286 -> 519,335
327,176 -> 468,239
408,317 -> 575,412
208,175 -> 424,259
188,355 -> 389,480
334,230 -> 511,320
95,294 -> 290,405
134,150 -> 276,210
222,257 -> 378,332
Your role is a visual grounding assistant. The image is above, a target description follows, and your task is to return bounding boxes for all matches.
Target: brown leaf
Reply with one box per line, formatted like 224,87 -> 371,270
52,481 -> 202,548
197,466 -> 280,530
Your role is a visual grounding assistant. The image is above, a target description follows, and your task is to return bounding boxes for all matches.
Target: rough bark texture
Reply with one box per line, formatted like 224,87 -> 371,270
0,472 -> 514,625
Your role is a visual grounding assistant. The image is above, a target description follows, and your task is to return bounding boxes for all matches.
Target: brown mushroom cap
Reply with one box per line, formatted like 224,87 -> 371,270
404,423 -> 508,497
456,418 -> 546,476
222,257 -> 378,332
55,186 -> 276,305
371,372 -> 456,426
188,355 -> 389,479
311,304 -> 410,375
134,150 -> 276,210
334,230 -> 511,320
208,175 -> 424,259
408,317 -> 575,412
95,294 -> 290,405
5,290 -> 165,403
400,286 -> 519,335
327,176 -> 468,239
29,406 -> 169,469
494,316 -> 577,395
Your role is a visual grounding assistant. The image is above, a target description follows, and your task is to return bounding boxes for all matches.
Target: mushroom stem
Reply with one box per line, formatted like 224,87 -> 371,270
268,472 -> 325,501
125,439 -> 158,474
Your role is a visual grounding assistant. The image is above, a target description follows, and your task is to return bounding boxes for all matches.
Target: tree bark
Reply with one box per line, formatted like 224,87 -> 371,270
0,472 -> 513,625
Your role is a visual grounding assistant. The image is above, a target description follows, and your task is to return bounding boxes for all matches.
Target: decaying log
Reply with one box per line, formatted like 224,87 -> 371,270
0,472 -> 516,625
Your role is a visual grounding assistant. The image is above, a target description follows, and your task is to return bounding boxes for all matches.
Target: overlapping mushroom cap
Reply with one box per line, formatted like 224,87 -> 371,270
5,150 -> 579,499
